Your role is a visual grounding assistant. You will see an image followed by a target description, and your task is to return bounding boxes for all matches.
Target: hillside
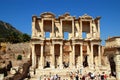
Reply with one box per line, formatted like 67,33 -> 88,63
0,20 -> 30,43
0,20 -> 22,38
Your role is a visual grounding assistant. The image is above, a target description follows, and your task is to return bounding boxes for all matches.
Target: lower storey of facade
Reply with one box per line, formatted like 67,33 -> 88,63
31,39 -> 101,70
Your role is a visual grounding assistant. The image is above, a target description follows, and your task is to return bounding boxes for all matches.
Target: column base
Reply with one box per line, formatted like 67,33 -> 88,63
80,65 -> 83,69
50,65 -> 55,69
89,64 -> 94,70
59,65 -> 63,69
38,66 -> 43,69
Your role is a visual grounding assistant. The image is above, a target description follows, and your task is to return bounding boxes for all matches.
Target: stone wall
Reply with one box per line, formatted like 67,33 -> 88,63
106,37 -> 120,48
6,42 -> 31,59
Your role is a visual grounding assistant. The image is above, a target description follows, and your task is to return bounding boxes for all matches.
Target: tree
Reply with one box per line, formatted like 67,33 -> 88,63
22,33 -> 31,42
7,31 -> 21,43
17,55 -> 22,60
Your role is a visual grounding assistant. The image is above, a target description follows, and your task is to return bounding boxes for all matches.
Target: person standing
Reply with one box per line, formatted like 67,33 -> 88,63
101,72 -> 105,80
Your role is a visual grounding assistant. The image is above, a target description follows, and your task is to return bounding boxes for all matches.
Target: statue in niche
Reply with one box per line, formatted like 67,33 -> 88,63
75,31 -> 79,37
55,26 -> 60,38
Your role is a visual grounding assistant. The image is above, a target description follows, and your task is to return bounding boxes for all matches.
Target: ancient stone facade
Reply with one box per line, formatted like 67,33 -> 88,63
31,12 -> 102,70
105,37 -> 120,80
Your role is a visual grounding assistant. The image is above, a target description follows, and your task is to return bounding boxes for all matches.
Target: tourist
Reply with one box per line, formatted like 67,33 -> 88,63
90,72 -> 95,80
104,72 -> 108,80
82,75 -> 85,80
101,72 -> 105,80
54,74 -> 58,80
75,72 -> 79,80
69,72 -> 73,80
79,74 -> 82,80
43,75 -> 47,80
96,72 -> 101,80
50,75 -> 54,80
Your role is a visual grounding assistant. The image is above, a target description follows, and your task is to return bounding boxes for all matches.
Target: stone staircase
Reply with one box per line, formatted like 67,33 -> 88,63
29,66 -> 116,80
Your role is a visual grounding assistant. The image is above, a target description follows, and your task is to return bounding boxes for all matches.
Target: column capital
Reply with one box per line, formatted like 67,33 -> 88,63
60,43 -> 63,46
72,44 -> 75,46
51,43 -> 55,46
40,44 -> 44,46
31,44 -> 35,46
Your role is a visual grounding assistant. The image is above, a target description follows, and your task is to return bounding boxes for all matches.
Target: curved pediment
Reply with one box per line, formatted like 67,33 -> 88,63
59,12 -> 75,19
40,12 -> 55,18
81,14 -> 93,19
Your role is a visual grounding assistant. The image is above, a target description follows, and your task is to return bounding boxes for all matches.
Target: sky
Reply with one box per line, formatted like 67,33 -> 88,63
0,0 -> 120,45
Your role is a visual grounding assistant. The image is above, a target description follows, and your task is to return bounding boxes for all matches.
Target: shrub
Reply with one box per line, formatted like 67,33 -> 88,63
17,55 -> 22,60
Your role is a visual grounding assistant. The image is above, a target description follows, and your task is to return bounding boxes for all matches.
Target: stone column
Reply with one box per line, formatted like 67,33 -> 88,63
72,44 -> 75,68
90,21 -> 92,38
69,49 -> 72,68
77,45 -> 81,69
39,44 -> 44,69
98,45 -> 101,67
52,19 -> 54,38
80,20 -> 82,38
90,43 -> 94,69
60,20 -> 63,38
114,54 -> 120,80
87,44 -> 91,67
80,44 -> 83,68
41,19 -> 44,38
51,44 -> 55,69
32,44 -> 35,68
72,20 -> 74,38
59,44 -> 63,69
97,20 -> 100,38
32,17 -> 36,37
87,44 -> 90,55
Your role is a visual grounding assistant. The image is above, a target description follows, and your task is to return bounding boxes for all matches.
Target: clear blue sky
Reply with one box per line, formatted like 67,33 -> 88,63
0,0 -> 120,45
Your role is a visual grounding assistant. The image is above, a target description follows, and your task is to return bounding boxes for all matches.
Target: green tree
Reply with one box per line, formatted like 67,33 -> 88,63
22,33 -> 31,42
17,55 -> 22,60
7,31 -> 21,43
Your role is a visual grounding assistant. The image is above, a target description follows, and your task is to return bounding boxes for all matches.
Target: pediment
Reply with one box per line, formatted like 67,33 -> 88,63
40,12 -> 55,18
81,14 -> 92,19
59,13 -> 75,19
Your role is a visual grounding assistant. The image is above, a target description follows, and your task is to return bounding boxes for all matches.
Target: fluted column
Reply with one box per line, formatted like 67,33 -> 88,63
80,44 -> 83,68
39,44 -> 44,69
51,44 -> 55,68
32,44 -> 35,68
90,21 -> 92,38
32,17 -> 36,37
52,19 -> 54,38
72,44 -> 75,68
59,44 -> 63,69
77,45 -> 81,68
90,43 -> 94,69
41,19 -> 44,38
87,44 -> 91,67
72,20 -> 74,38
60,20 -> 63,38
98,45 -> 101,67
69,50 -> 72,68
97,20 -> 100,38
80,20 -> 82,38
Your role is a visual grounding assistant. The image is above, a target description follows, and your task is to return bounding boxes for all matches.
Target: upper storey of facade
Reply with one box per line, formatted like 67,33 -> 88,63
32,12 -> 101,40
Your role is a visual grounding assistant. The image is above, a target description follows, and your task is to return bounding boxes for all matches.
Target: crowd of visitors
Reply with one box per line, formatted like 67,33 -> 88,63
42,71 -> 113,80
69,71 -> 109,80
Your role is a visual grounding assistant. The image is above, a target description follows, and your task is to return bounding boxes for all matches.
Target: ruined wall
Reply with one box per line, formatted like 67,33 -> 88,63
6,42 -> 31,59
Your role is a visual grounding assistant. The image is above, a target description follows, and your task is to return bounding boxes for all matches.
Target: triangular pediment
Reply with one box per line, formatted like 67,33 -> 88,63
81,14 -> 92,19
